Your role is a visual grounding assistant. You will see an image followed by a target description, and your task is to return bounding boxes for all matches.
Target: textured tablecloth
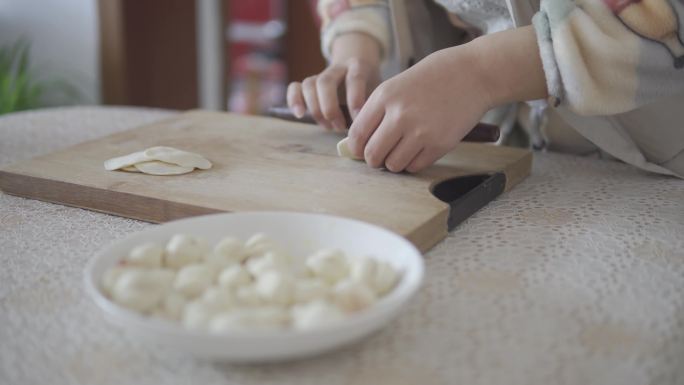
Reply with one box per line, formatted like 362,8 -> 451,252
1,106 -> 683,385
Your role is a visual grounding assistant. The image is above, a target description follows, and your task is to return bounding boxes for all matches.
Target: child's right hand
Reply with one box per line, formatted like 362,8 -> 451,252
286,32 -> 382,132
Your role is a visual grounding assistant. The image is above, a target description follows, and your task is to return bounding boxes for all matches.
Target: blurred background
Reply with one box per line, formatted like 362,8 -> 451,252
0,0 -> 326,116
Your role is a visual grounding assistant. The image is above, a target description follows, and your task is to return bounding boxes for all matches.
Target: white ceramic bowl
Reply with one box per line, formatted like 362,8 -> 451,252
84,212 -> 424,363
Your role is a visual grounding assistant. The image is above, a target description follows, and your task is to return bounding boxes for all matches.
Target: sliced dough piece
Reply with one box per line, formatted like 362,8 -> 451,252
121,166 -> 141,172
144,146 -> 212,170
134,161 -> 194,176
105,146 -> 212,172
336,138 -> 363,161
104,150 -> 149,171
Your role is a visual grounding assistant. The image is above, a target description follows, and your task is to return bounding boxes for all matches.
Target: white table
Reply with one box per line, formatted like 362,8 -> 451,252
1,106 -> 683,385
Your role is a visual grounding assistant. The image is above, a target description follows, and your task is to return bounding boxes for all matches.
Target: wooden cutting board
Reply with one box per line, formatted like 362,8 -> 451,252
0,110 -> 531,252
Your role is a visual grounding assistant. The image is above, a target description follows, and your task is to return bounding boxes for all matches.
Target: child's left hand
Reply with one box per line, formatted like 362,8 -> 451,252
346,47 -> 492,173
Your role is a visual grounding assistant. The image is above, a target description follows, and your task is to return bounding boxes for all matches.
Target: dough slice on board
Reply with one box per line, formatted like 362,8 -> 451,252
104,146 -> 212,175
134,161 -> 194,176
121,166 -> 141,172
144,146 -> 212,170
104,150 -> 149,171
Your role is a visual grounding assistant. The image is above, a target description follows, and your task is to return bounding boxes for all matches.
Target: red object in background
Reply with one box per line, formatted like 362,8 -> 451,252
228,1 -> 284,62
227,0 -> 287,114
229,55 -> 286,115
232,1 -> 281,20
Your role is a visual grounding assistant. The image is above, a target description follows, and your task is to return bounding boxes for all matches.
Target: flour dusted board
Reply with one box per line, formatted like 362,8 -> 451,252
0,110 -> 531,252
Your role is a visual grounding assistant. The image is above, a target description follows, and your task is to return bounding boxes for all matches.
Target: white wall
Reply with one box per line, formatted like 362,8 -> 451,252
0,0 -> 100,104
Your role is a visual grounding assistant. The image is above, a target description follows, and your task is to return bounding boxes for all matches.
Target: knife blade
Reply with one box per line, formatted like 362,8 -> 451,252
267,105 -> 500,143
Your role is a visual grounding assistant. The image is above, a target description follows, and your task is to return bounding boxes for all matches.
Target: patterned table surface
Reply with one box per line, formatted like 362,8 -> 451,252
1,107 -> 683,385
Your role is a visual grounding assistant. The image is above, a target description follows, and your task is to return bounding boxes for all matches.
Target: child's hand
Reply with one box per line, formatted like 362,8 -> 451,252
346,48 -> 491,173
347,26 -> 548,173
287,33 -> 381,132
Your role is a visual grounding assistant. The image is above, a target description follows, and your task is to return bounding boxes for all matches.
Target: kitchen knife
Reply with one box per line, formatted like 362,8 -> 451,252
267,105 -> 500,143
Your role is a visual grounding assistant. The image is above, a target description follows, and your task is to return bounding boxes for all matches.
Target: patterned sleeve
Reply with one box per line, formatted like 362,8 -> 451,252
532,0 -> 684,115
317,0 -> 391,61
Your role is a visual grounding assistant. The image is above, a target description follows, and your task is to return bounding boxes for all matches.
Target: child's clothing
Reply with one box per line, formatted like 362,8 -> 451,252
316,0 -> 684,178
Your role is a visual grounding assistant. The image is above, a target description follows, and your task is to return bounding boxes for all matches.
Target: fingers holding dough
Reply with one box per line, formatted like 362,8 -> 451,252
337,137 -> 363,161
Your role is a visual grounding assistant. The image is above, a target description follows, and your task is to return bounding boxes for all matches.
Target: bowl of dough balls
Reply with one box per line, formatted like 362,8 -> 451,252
84,211 -> 424,362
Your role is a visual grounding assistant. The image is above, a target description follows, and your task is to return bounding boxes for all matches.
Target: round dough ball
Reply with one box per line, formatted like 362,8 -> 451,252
235,284 -> 263,307
207,237 -> 246,267
243,233 -> 274,258
149,268 -> 176,289
208,312 -> 248,333
101,266 -> 130,297
217,265 -> 252,290
374,261 -> 399,296
165,234 -> 205,269
201,286 -> 236,312
255,271 -> 294,306
173,264 -> 216,297
112,269 -> 171,312
306,249 -> 349,284
246,251 -> 292,278
291,300 -> 344,330
287,254 -> 311,278
349,256 -> 377,287
127,242 -> 163,268
294,278 -> 330,304
332,279 -> 377,312
182,300 -> 218,330
209,306 -> 289,333
161,291 -> 187,320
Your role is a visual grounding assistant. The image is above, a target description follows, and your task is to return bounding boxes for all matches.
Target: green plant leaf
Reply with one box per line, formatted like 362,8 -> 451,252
17,41 -> 30,76
0,43 -> 17,75
4,86 -> 19,114
0,49 -> 10,75
0,38 -> 81,115
27,83 -> 43,106
44,78 -> 83,104
15,72 -> 31,110
0,76 -> 13,114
